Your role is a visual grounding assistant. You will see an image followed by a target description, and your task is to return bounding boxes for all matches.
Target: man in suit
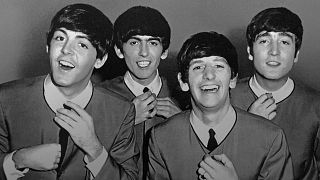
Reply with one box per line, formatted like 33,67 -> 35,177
0,4 -> 138,180
99,6 -> 181,179
147,31 -> 293,180
230,7 -> 320,179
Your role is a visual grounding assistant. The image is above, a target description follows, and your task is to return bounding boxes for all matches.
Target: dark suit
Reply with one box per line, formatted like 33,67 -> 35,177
100,76 -> 173,180
231,77 -> 320,180
148,107 -> 293,180
0,75 -> 138,180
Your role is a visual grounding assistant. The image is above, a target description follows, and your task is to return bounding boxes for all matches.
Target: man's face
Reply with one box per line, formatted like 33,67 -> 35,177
115,35 -> 168,85
249,31 -> 299,82
179,56 -> 236,111
49,28 -> 105,91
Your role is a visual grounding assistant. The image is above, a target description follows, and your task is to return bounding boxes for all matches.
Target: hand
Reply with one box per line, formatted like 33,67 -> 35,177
54,101 -> 103,162
156,97 -> 181,118
132,91 -> 157,125
198,154 -> 238,180
12,143 -> 61,171
248,93 -> 277,120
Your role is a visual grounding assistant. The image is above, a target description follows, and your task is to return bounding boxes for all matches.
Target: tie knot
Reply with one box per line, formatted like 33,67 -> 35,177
209,128 -> 216,137
143,87 -> 150,93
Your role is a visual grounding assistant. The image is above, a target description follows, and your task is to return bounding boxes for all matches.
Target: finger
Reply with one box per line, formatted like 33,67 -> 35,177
255,93 -> 270,104
266,103 -> 277,113
213,154 -> 230,166
199,160 -> 216,178
54,116 -> 73,132
262,98 -> 276,109
138,90 -> 153,101
64,101 -> 89,119
147,106 -> 157,118
156,97 -> 174,104
203,155 -> 224,169
56,108 -> 79,123
197,167 -> 206,175
147,99 -> 157,111
268,111 -> 277,120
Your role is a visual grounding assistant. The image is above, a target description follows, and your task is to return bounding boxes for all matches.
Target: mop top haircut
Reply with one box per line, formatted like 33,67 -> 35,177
46,3 -> 113,59
177,31 -> 238,83
246,7 -> 303,56
113,6 -> 171,52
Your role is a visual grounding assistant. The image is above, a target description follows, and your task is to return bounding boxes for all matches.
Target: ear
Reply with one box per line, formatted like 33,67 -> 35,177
177,73 -> 189,92
229,74 -> 238,89
114,45 -> 124,59
247,46 -> 253,61
46,45 -> 49,53
94,54 -> 108,69
160,49 -> 169,60
294,50 -> 299,63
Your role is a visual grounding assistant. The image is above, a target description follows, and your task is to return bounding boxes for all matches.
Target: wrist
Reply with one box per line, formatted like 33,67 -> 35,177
12,149 -> 27,170
86,141 -> 103,162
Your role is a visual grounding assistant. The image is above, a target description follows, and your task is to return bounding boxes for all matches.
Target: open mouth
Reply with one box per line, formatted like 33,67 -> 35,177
137,61 -> 151,68
59,60 -> 75,70
200,84 -> 219,92
266,61 -> 280,66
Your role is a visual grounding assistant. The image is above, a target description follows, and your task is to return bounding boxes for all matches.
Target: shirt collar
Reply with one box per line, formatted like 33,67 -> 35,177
124,70 -> 162,96
44,74 -> 93,112
249,75 -> 294,103
190,105 -> 236,146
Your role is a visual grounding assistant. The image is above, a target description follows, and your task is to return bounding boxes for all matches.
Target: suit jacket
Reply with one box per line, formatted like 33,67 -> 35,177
0,75 -> 138,180
99,76 -> 173,180
148,107 -> 293,180
230,77 -> 320,180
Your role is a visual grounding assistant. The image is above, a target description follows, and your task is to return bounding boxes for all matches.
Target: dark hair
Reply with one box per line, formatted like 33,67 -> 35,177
113,6 -> 170,52
246,7 -> 303,56
46,3 -> 113,59
177,31 -> 238,83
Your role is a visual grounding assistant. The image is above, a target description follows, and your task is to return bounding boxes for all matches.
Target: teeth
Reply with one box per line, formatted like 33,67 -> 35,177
201,85 -> 219,92
266,61 -> 280,66
59,60 -> 75,68
137,61 -> 150,68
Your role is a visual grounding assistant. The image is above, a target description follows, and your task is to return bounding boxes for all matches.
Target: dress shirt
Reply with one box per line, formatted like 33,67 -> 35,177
124,70 -> 162,96
249,75 -> 294,103
4,74 -> 107,179
190,105 -> 236,147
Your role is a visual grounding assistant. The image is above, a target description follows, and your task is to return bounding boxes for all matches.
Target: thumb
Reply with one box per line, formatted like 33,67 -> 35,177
213,154 -> 235,168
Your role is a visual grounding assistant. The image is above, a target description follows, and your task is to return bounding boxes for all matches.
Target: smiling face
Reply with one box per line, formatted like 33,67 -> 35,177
249,31 -> 299,84
179,56 -> 236,111
115,35 -> 168,86
49,28 -> 106,95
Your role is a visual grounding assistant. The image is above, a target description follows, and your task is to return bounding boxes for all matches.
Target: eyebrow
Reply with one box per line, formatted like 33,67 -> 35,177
130,36 -> 161,42
255,31 -> 294,41
57,28 -> 90,40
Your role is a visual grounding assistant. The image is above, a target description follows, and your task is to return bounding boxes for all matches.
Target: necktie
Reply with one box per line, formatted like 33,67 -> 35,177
207,129 -> 218,151
143,87 -> 150,93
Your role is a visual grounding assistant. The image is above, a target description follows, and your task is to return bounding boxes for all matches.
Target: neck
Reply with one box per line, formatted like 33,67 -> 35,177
52,77 -> 90,100
192,100 -> 231,127
129,71 -> 157,86
255,73 -> 288,91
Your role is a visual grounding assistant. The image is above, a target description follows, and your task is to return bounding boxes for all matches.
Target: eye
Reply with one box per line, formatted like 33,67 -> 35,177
128,40 -> 139,46
54,35 -> 64,41
215,64 -> 225,69
281,40 -> 291,45
149,41 -> 159,46
258,39 -> 268,44
192,65 -> 204,71
79,43 -> 88,49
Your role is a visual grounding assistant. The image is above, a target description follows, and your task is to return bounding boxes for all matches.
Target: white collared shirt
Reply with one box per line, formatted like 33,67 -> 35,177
249,75 -> 294,103
190,106 -> 236,147
124,70 -> 162,96
4,74 -> 107,180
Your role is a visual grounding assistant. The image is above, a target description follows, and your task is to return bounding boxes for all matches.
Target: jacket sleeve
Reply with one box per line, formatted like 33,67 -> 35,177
0,100 -> 10,180
147,127 -> 170,180
94,104 -> 139,180
258,129 -> 294,180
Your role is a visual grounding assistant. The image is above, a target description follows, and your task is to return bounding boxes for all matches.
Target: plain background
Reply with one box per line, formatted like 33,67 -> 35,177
0,0 -> 319,90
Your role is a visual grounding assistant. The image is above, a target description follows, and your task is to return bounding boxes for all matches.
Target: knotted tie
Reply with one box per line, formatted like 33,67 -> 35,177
207,129 -> 218,151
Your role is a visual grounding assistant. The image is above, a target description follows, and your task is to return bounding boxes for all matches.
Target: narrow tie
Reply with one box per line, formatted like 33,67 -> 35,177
207,129 -> 218,151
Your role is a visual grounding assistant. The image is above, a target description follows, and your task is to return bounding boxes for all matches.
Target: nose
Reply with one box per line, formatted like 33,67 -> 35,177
269,40 -> 279,56
138,42 -> 149,57
61,40 -> 73,55
203,66 -> 216,80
